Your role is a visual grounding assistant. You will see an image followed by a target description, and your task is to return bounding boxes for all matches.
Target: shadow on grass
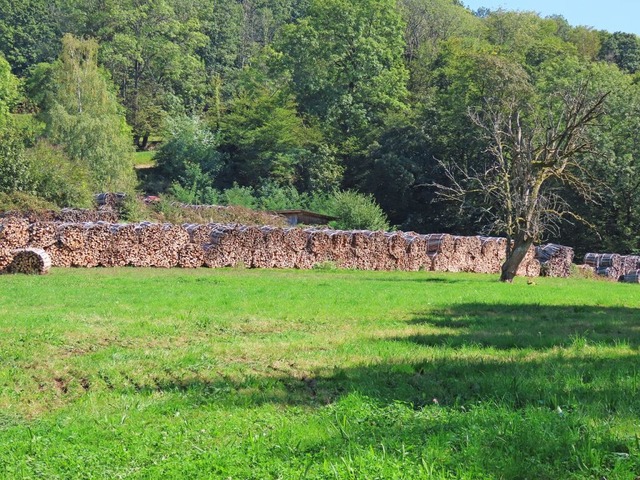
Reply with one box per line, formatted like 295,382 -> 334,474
115,303 -> 640,417
407,303 -> 640,349
32,302 -> 640,478
369,277 -> 465,284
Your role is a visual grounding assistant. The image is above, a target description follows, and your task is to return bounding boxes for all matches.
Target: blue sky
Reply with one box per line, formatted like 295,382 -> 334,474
462,0 -> 640,35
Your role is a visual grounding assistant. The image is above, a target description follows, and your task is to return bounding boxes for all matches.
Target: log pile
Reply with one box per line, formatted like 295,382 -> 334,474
584,253 -> 622,280
536,244 -> 574,278
1,216 -> 547,277
95,192 -> 126,208
622,271 -> 640,283
0,218 -> 30,270
6,248 -> 51,275
621,255 -> 640,275
476,237 -> 509,274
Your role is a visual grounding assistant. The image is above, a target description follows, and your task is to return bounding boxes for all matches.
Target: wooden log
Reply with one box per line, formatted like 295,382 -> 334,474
177,243 -> 205,268
29,222 -> 59,248
585,253 -> 622,280
307,228 -> 333,265
425,234 -> 455,272
621,255 -> 640,275
536,244 -> 574,278
57,223 -> 86,251
403,233 -> 430,271
365,231 -> 392,270
283,228 -> 308,252
263,226 -> 297,269
205,225 -> 241,267
82,222 -> 111,267
0,218 -> 30,250
6,248 -> 52,274
331,230 -> 356,269
621,270 -> 640,283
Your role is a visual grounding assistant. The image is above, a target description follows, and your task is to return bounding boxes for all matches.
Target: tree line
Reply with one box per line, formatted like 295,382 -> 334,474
1,0 -> 640,257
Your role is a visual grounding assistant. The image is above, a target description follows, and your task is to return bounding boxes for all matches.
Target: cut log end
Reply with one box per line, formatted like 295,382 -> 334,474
6,248 -> 52,275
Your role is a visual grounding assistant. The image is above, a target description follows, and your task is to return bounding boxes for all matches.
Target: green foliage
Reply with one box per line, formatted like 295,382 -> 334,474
0,127 -> 32,194
312,260 -> 339,270
156,115 -> 223,182
599,31 -> 640,73
1,0 -> 640,253
222,183 -> 257,208
0,54 -> 19,128
400,0 -> 482,68
255,182 -> 307,210
218,52 -> 340,191
0,0 -> 62,76
328,190 -> 390,231
483,10 -> 577,68
43,34 -> 136,192
169,163 -> 220,205
0,191 -> 58,212
22,140 -> 93,208
118,195 -> 148,223
279,0 -> 409,157
78,0 -> 209,145
155,115 -> 223,204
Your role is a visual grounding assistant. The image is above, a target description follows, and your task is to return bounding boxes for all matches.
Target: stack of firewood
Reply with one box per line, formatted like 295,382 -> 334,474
579,253 -> 640,283
536,244 -> 574,278
476,237 -> 508,274
2,217 -> 549,277
6,248 -> 51,275
622,271 -> 640,283
621,255 -> 640,275
584,253 -> 622,280
95,192 -> 126,208
0,218 -> 30,270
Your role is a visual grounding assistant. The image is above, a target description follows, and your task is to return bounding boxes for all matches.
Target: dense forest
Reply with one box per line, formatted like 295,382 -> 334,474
1,0 -> 640,255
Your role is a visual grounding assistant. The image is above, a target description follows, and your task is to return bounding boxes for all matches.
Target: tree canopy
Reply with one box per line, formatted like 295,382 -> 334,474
2,0 -> 640,259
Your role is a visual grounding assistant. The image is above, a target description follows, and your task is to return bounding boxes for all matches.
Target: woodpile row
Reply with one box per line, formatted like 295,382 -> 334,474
582,253 -> 640,282
0,217 -> 546,276
535,244 -> 575,278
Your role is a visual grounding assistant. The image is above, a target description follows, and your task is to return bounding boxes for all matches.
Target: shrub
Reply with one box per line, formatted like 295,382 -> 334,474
0,127 -> 32,194
256,182 -> 307,211
169,162 -> 220,205
328,190 -> 390,231
222,183 -> 257,209
155,115 -> 223,184
23,141 -> 93,208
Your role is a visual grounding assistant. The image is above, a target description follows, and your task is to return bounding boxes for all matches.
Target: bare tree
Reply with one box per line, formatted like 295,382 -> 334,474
435,81 -> 608,282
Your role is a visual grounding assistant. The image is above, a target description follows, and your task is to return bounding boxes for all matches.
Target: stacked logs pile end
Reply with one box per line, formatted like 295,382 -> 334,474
7,248 -> 52,275
535,244 -> 574,278
580,253 -> 640,282
1,216 -> 551,277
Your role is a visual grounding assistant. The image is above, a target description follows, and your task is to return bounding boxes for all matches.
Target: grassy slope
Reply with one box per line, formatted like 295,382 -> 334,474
1,269 -> 639,479
134,151 -> 156,169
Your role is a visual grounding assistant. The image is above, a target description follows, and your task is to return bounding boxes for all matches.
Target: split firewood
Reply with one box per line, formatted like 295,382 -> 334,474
6,248 -> 52,275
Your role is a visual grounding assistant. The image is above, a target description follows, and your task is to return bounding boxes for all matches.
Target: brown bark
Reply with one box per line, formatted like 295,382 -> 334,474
500,232 -> 534,282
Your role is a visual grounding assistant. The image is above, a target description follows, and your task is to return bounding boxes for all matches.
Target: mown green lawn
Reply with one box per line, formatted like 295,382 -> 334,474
1,268 -> 639,479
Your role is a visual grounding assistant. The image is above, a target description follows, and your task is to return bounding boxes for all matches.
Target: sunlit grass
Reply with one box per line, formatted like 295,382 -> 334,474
0,268 -> 639,478
134,150 -> 155,168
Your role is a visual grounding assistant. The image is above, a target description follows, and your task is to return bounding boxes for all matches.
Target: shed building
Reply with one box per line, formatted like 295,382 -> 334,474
274,210 -> 336,226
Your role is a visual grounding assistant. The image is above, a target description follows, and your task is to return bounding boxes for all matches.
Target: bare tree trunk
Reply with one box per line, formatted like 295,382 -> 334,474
500,231 -> 533,282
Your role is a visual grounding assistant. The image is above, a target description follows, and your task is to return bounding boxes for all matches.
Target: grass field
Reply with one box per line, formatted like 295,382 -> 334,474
1,268 -> 639,479
134,151 -> 156,169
